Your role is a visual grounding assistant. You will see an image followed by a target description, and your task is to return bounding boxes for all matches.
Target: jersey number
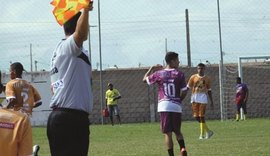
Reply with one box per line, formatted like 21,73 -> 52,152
163,83 -> 176,97
21,92 -> 29,105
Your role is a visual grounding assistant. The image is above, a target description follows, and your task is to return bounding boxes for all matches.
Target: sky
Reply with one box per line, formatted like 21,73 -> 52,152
0,0 -> 270,72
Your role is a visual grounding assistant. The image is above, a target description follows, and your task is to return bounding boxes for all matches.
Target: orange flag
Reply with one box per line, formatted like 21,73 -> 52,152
51,0 -> 90,26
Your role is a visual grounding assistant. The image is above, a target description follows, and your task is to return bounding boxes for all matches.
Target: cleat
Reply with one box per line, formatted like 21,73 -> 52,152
180,148 -> 187,156
205,130 -> 214,139
199,134 -> 204,140
33,145 -> 40,156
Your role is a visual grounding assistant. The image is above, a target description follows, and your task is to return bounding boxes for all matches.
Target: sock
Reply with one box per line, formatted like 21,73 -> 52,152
236,114 -> 240,121
243,114 -> 247,120
177,139 -> 186,149
204,123 -> 209,133
200,123 -> 204,136
168,148 -> 174,156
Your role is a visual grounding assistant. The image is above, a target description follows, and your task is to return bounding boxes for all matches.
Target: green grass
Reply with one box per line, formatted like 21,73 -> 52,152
33,118 -> 270,156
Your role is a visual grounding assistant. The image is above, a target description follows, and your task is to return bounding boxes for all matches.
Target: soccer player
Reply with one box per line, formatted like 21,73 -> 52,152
47,1 -> 94,156
235,77 -> 249,121
187,63 -> 214,139
5,62 -> 42,116
143,52 -> 188,156
0,105 -> 33,156
105,83 -> 122,126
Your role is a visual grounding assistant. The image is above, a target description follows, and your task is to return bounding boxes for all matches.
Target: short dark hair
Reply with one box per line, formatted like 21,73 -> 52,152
236,77 -> 241,81
63,12 -> 81,35
165,52 -> 178,64
10,62 -> 25,76
197,63 -> 205,68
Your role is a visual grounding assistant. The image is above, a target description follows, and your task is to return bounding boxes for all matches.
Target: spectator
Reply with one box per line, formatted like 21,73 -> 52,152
105,83 -> 121,125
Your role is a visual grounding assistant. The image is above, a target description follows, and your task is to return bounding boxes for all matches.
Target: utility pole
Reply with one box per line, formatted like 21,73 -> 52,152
165,38 -> 168,53
185,9 -> 191,67
34,60 -> 38,71
88,25 -> 97,65
98,0 -> 104,124
163,38 -> 168,66
30,43 -> 33,72
217,0 -> 224,121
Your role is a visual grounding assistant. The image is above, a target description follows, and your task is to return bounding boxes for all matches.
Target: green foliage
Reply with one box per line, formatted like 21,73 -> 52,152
33,118 -> 270,156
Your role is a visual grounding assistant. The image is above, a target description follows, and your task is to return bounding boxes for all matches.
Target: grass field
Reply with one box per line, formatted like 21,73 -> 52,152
33,118 -> 270,156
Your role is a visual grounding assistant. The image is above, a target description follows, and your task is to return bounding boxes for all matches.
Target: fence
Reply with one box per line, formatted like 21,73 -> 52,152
1,1 -> 270,124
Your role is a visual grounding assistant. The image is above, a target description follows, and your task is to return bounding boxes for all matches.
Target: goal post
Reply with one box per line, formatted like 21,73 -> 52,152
238,55 -> 270,81
220,55 -> 270,121
237,55 -> 270,120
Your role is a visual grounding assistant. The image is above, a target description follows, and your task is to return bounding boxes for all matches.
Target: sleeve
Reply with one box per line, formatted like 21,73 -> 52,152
18,115 -> 33,156
146,72 -> 159,85
244,84 -> 248,91
180,74 -> 187,91
32,86 -> 42,105
5,82 -> 16,100
115,89 -> 121,96
105,91 -> 108,99
187,75 -> 194,89
63,34 -> 82,56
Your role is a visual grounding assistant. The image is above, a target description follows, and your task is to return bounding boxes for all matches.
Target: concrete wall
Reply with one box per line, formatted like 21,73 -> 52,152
1,65 -> 269,126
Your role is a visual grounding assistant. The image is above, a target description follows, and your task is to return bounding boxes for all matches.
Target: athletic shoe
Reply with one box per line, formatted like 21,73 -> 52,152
205,130 -> 214,139
180,148 -> 187,156
199,134 -> 204,140
33,145 -> 40,156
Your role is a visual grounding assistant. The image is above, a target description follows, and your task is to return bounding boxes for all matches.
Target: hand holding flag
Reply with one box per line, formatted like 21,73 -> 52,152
51,0 -> 93,26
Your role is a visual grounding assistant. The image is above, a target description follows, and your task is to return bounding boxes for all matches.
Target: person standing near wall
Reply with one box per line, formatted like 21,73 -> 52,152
187,63 -> 214,140
235,77 -> 248,121
105,83 -> 121,126
47,1 -> 94,156
143,52 -> 188,156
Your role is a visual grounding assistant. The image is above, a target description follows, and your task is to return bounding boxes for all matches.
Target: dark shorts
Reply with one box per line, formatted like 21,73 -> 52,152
47,108 -> 90,156
160,112 -> 182,135
236,102 -> 247,114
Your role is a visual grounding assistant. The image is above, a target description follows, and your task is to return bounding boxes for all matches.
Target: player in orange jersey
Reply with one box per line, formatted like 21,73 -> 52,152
187,63 -> 214,139
0,107 -> 33,156
5,62 -> 42,116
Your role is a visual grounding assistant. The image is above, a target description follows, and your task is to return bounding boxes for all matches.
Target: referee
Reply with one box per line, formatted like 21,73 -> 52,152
47,2 -> 94,156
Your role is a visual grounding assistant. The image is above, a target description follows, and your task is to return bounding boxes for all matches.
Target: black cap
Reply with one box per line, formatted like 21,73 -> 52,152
11,62 -> 25,74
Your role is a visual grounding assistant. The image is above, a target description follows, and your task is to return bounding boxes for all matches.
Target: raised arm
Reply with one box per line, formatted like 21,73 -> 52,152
73,1 -> 94,47
142,64 -> 163,82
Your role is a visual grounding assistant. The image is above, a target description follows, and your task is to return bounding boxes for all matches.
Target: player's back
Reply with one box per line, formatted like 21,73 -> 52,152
155,69 -> 186,102
5,79 -> 37,112
0,108 -> 33,156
